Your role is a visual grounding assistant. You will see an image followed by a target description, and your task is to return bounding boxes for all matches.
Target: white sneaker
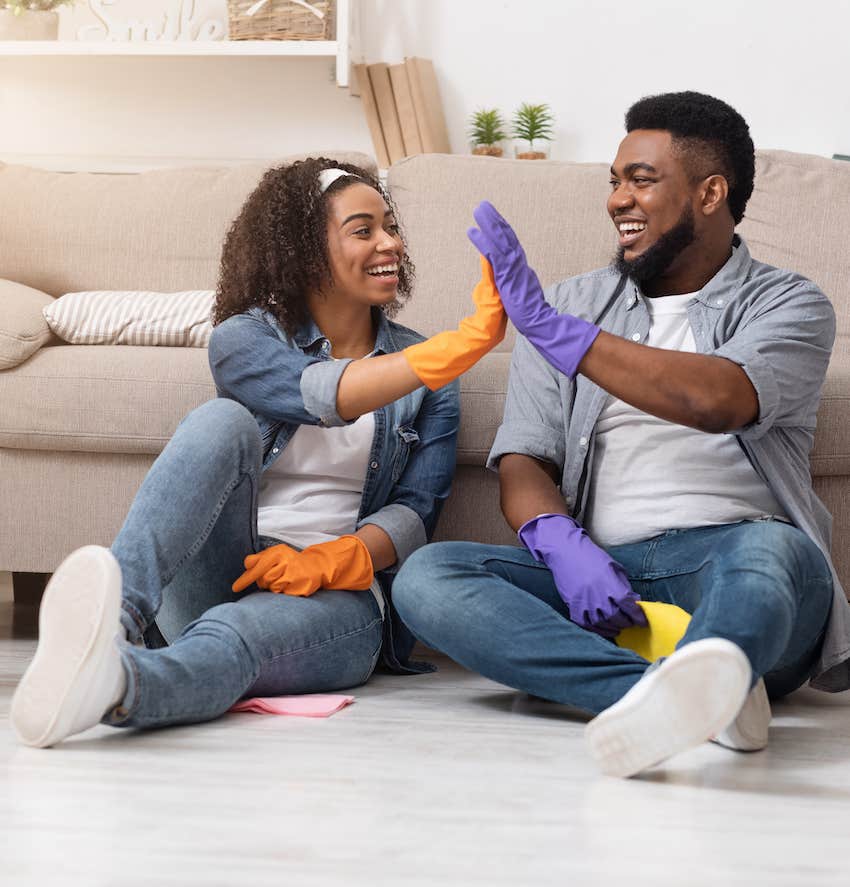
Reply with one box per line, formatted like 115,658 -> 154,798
585,638 -> 752,778
11,545 -> 128,748
712,677 -> 771,751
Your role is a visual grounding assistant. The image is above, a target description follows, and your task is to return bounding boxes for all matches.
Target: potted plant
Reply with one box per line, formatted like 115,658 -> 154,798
512,102 -> 555,159
0,1 -> 76,40
468,108 -> 507,157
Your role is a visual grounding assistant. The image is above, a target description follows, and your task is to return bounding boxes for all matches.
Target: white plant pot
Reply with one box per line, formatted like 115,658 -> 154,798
0,9 -> 60,40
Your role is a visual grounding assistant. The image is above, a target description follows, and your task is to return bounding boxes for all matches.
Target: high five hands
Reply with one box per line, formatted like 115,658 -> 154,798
467,200 -> 601,379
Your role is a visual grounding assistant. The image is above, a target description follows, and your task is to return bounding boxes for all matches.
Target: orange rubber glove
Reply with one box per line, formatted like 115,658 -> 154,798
402,255 -> 507,390
232,535 -> 374,597
615,600 -> 691,662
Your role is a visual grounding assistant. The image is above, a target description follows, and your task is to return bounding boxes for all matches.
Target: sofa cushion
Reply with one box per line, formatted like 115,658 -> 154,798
44,290 -> 214,347
0,339 -> 507,466
811,336 -> 850,477
455,353 -> 511,464
0,336 -> 845,474
0,344 -> 215,454
739,150 -> 850,337
0,152 -> 376,297
0,279 -> 56,369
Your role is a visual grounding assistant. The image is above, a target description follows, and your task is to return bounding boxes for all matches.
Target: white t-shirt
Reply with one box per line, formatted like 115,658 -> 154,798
258,413 -> 375,549
257,411 -> 384,612
582,291 -> 787,547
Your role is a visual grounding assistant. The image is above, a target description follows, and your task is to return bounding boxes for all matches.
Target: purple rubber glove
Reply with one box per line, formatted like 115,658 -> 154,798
519,513 -> 647,638
467,200 -> 601,378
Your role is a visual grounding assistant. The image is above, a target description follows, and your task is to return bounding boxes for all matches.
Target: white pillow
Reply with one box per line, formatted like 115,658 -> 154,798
43,290 -> 214,347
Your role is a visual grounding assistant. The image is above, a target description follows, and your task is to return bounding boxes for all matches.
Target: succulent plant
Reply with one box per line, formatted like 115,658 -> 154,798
512,102 -> 555,148
467,108 -> 508,147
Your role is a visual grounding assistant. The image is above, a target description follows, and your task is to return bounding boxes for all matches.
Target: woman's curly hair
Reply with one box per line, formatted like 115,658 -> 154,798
213,157 -> 414,333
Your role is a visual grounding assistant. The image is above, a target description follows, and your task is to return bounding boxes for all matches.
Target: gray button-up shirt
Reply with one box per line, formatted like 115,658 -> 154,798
488,236 -> 850,691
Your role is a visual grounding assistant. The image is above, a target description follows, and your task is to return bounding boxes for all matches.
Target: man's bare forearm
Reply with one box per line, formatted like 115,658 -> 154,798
578,331 -> 758,433
498,453 -> 567,532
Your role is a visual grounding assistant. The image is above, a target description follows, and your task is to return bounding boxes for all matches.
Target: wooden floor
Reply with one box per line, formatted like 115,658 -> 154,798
2,571 -> 850,886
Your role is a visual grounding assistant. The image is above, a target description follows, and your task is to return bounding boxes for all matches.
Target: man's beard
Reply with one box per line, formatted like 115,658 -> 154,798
613,204 -> 696,284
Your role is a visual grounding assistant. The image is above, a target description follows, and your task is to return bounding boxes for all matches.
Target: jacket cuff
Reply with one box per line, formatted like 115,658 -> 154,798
358,503 -> 427,567
300,358 -> 354,427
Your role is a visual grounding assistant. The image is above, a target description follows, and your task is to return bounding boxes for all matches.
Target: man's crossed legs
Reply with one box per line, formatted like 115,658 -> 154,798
392,520 -> 832,777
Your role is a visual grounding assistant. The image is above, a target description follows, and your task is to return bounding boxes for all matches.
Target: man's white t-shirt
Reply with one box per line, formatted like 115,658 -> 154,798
582,291 -> 787,548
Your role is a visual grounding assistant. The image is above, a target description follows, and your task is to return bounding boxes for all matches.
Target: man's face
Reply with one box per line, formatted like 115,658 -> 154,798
607,129 -> 698,284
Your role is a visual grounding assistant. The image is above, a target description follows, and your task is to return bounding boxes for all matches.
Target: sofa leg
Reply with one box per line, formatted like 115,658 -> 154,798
12,572 -> 50,607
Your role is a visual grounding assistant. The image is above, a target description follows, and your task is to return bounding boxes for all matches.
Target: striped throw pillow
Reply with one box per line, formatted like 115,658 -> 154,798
43,290 -> 214,347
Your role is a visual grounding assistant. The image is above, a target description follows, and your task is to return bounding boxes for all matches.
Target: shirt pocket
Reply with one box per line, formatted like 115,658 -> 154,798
391,425 -> 421,484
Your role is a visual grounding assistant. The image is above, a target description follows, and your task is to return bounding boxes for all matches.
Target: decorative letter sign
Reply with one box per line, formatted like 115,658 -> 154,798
77,0 -> 226,42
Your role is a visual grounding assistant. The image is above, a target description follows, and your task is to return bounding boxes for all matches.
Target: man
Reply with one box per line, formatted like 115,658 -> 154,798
392,91 -> 850,778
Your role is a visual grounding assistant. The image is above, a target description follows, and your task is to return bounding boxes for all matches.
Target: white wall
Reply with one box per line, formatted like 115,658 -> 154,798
363,0 -> 850,163
1,0 -> 847,170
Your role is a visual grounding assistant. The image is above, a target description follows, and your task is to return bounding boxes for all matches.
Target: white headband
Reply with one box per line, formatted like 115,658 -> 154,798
318,167 -> 358,193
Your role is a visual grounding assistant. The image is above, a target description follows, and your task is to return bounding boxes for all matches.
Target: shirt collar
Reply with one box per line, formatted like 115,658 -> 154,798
691,234 -> 751,308
624,234 -> 752,311
292,307 -> 394,356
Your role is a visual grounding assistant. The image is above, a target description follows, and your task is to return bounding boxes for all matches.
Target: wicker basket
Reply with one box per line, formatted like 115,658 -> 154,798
227,1 -> 334,41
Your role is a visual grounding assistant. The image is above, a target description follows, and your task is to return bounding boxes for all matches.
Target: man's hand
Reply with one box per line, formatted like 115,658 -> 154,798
232,535 -> 374,597
519,513 -> 647,637
467,200 -> 600,379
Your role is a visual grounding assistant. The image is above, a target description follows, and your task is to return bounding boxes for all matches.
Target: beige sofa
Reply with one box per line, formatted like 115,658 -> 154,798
1,149 -> 849,602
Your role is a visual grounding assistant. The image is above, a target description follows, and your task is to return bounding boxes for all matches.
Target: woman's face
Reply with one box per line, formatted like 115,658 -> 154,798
324,182 -> 404,307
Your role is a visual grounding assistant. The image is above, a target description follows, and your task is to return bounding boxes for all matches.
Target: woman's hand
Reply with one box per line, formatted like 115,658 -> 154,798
232,535 -> 374,597
401,254 -> 508,390
467,200 -> 600,379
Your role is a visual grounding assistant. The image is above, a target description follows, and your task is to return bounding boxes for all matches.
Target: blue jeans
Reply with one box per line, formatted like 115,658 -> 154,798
392,521 -> 833,715
107,399 -> 383,729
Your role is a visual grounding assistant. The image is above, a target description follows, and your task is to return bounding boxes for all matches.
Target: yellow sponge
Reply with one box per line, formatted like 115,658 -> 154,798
615,600 -> 691,662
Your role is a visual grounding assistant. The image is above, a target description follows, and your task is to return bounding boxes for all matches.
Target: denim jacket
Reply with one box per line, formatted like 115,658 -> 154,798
208,306 -> 460,673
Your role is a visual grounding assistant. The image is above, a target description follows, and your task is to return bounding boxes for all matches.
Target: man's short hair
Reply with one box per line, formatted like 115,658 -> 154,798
625,91 -> 755,225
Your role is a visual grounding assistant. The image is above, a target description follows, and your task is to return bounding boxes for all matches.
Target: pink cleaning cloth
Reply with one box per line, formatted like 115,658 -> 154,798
229,694 -> 354,717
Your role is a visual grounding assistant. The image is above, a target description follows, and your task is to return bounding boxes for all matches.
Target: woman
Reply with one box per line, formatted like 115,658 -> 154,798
11,158 -> 506,747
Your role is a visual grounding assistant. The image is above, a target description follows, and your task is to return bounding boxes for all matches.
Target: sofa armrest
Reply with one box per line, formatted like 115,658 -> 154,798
0,279 -> 56,369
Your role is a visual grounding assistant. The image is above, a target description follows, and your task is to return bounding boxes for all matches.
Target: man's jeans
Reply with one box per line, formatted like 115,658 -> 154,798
107,399 -> 383,729
392,521 -> 833,715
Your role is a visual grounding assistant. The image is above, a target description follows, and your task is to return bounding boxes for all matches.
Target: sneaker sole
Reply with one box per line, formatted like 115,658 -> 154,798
11,546 -> 122,748
585,638 -> 751,778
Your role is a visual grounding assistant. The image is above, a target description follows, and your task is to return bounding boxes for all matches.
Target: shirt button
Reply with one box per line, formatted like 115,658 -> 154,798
579,436 -> 588,447
370,461 -> 379,469
272,447 -> 279,454
715,299 -> 724,306
631,332 -> 641,342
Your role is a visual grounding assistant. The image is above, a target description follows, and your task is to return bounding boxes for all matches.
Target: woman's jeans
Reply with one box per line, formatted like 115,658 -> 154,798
107,399 -> 383,730
392,521 -> 834,715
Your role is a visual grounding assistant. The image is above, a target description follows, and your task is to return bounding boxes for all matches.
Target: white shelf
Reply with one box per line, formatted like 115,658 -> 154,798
0,39 -> 337,57
0,0 -> 356,85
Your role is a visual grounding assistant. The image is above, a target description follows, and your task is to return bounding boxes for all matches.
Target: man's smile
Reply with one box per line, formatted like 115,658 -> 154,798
615,217 -> 648,249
